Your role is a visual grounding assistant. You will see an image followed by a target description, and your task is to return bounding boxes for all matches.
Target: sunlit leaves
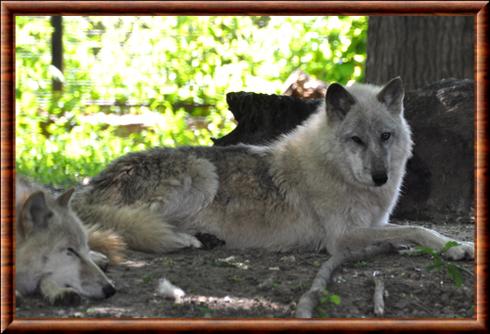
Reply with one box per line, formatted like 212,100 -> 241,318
15,16 -> 366,185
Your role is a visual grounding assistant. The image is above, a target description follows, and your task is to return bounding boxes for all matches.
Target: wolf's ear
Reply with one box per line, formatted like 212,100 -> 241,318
325,83 -> 356,122
20,191 -> 53,235
377,77 -> 404,115
56,188 -> 75,207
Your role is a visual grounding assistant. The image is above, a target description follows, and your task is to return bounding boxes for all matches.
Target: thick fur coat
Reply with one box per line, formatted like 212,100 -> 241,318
71,78 -> 473,260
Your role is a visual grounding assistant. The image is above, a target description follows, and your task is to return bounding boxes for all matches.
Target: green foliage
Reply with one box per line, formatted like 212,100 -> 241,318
16,16 -> 367,185
316,289 -> 341,317
320,290 -> 341,306
416,241 -> 465,288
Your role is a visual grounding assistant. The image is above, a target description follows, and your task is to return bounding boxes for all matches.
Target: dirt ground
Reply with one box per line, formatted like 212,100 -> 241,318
16,219 -> 475,319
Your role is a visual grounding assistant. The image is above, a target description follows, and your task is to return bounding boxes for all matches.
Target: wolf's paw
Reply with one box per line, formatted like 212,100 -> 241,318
178,233 -> 202,248
90,250 -> 110,271
51,288 -> 82,306
195,232 -> 226,249
443,241 -> 474,261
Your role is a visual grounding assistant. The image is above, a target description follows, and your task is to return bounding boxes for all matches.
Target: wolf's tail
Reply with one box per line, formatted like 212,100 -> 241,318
86,225 -> 126,264
73,198 -> 200,254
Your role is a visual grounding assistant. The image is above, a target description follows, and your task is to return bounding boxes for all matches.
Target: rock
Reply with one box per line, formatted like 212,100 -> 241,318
399,79 -> 474,219
212,92 -> 321,146
279,255 -> 296,263
215,79 -> 474,220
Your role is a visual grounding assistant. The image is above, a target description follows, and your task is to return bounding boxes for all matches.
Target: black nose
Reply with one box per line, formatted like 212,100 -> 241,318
372,172 -> 388,186
103,284 -> 116,298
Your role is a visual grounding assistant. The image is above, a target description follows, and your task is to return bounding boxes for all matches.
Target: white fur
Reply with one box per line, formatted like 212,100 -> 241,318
72,79 -> 474,261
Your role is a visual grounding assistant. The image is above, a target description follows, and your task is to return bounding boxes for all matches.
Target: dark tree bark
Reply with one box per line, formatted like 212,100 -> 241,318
365,17 -> 474,90
51,16 -> 63,92
216,79 -> 474,221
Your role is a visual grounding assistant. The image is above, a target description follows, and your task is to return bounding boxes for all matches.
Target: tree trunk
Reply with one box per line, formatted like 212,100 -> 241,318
51,16 -> 63,92
365,17 -> 473,90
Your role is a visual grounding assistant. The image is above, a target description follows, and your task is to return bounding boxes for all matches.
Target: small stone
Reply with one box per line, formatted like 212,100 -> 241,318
440,293 -> 450,304
280,255 -> 296,263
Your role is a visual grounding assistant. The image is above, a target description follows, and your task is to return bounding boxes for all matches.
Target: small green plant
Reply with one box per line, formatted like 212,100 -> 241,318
271,282 -> 281,290
416,241 -> 464,287
316,290 -> 341,317
141,273 -> 154,284
320,290 -> 341,306
227,274 -> 242,283
352,260 -> 369,268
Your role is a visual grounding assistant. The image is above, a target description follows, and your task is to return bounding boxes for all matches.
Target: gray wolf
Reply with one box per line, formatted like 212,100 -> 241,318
71,77 -> 474,261
15,175 -> 120,305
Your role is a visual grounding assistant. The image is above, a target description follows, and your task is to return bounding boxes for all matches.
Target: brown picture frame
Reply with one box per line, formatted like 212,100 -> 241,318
1,1 -> 487,332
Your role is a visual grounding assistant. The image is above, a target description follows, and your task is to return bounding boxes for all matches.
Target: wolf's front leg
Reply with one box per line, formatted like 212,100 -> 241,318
90,250 -> 109,271
336,223 -> 474,261
39,277 -> 82,306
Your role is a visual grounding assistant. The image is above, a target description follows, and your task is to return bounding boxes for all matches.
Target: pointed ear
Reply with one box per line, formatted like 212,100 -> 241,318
20,191 -> 52,235
56,188 -> 75,207
377,77 -> 404,114
325,83 -> 356,122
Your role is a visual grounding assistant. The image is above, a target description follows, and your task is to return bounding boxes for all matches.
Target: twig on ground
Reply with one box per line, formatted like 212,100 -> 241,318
295,243 -> 394,318
458,266 -> 474,277
372,271 -> 385,316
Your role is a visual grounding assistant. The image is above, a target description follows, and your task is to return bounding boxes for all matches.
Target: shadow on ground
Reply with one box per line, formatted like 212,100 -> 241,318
16,220 -> 475,319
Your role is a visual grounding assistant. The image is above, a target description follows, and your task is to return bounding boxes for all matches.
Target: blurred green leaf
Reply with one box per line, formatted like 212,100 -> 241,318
442,241 -> 460,253
329,294 -> 341,305
447,264 -> 464,287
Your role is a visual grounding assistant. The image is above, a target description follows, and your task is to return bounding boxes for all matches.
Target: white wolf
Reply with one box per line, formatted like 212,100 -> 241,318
15,176 -> 118,305
72,77 -> 474,261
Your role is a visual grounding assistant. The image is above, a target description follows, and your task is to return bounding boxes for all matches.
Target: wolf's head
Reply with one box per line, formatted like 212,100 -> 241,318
16,185 -> 115,300
324,77 -> 413,188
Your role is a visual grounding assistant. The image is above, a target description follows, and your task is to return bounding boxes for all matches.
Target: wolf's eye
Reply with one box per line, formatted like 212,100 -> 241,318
381,132 -> 391,141
66,247 -> 79,258
351,136 -> 364,145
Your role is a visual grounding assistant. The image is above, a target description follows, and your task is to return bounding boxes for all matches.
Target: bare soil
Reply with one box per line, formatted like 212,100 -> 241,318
16,219 -> 475,319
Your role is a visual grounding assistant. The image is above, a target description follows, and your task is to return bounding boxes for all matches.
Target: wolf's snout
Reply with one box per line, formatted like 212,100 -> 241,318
372,172 -> 388,186
103,284 -> 116,298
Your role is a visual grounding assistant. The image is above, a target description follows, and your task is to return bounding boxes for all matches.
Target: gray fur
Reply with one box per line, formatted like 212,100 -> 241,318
72,78 -> 474,260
